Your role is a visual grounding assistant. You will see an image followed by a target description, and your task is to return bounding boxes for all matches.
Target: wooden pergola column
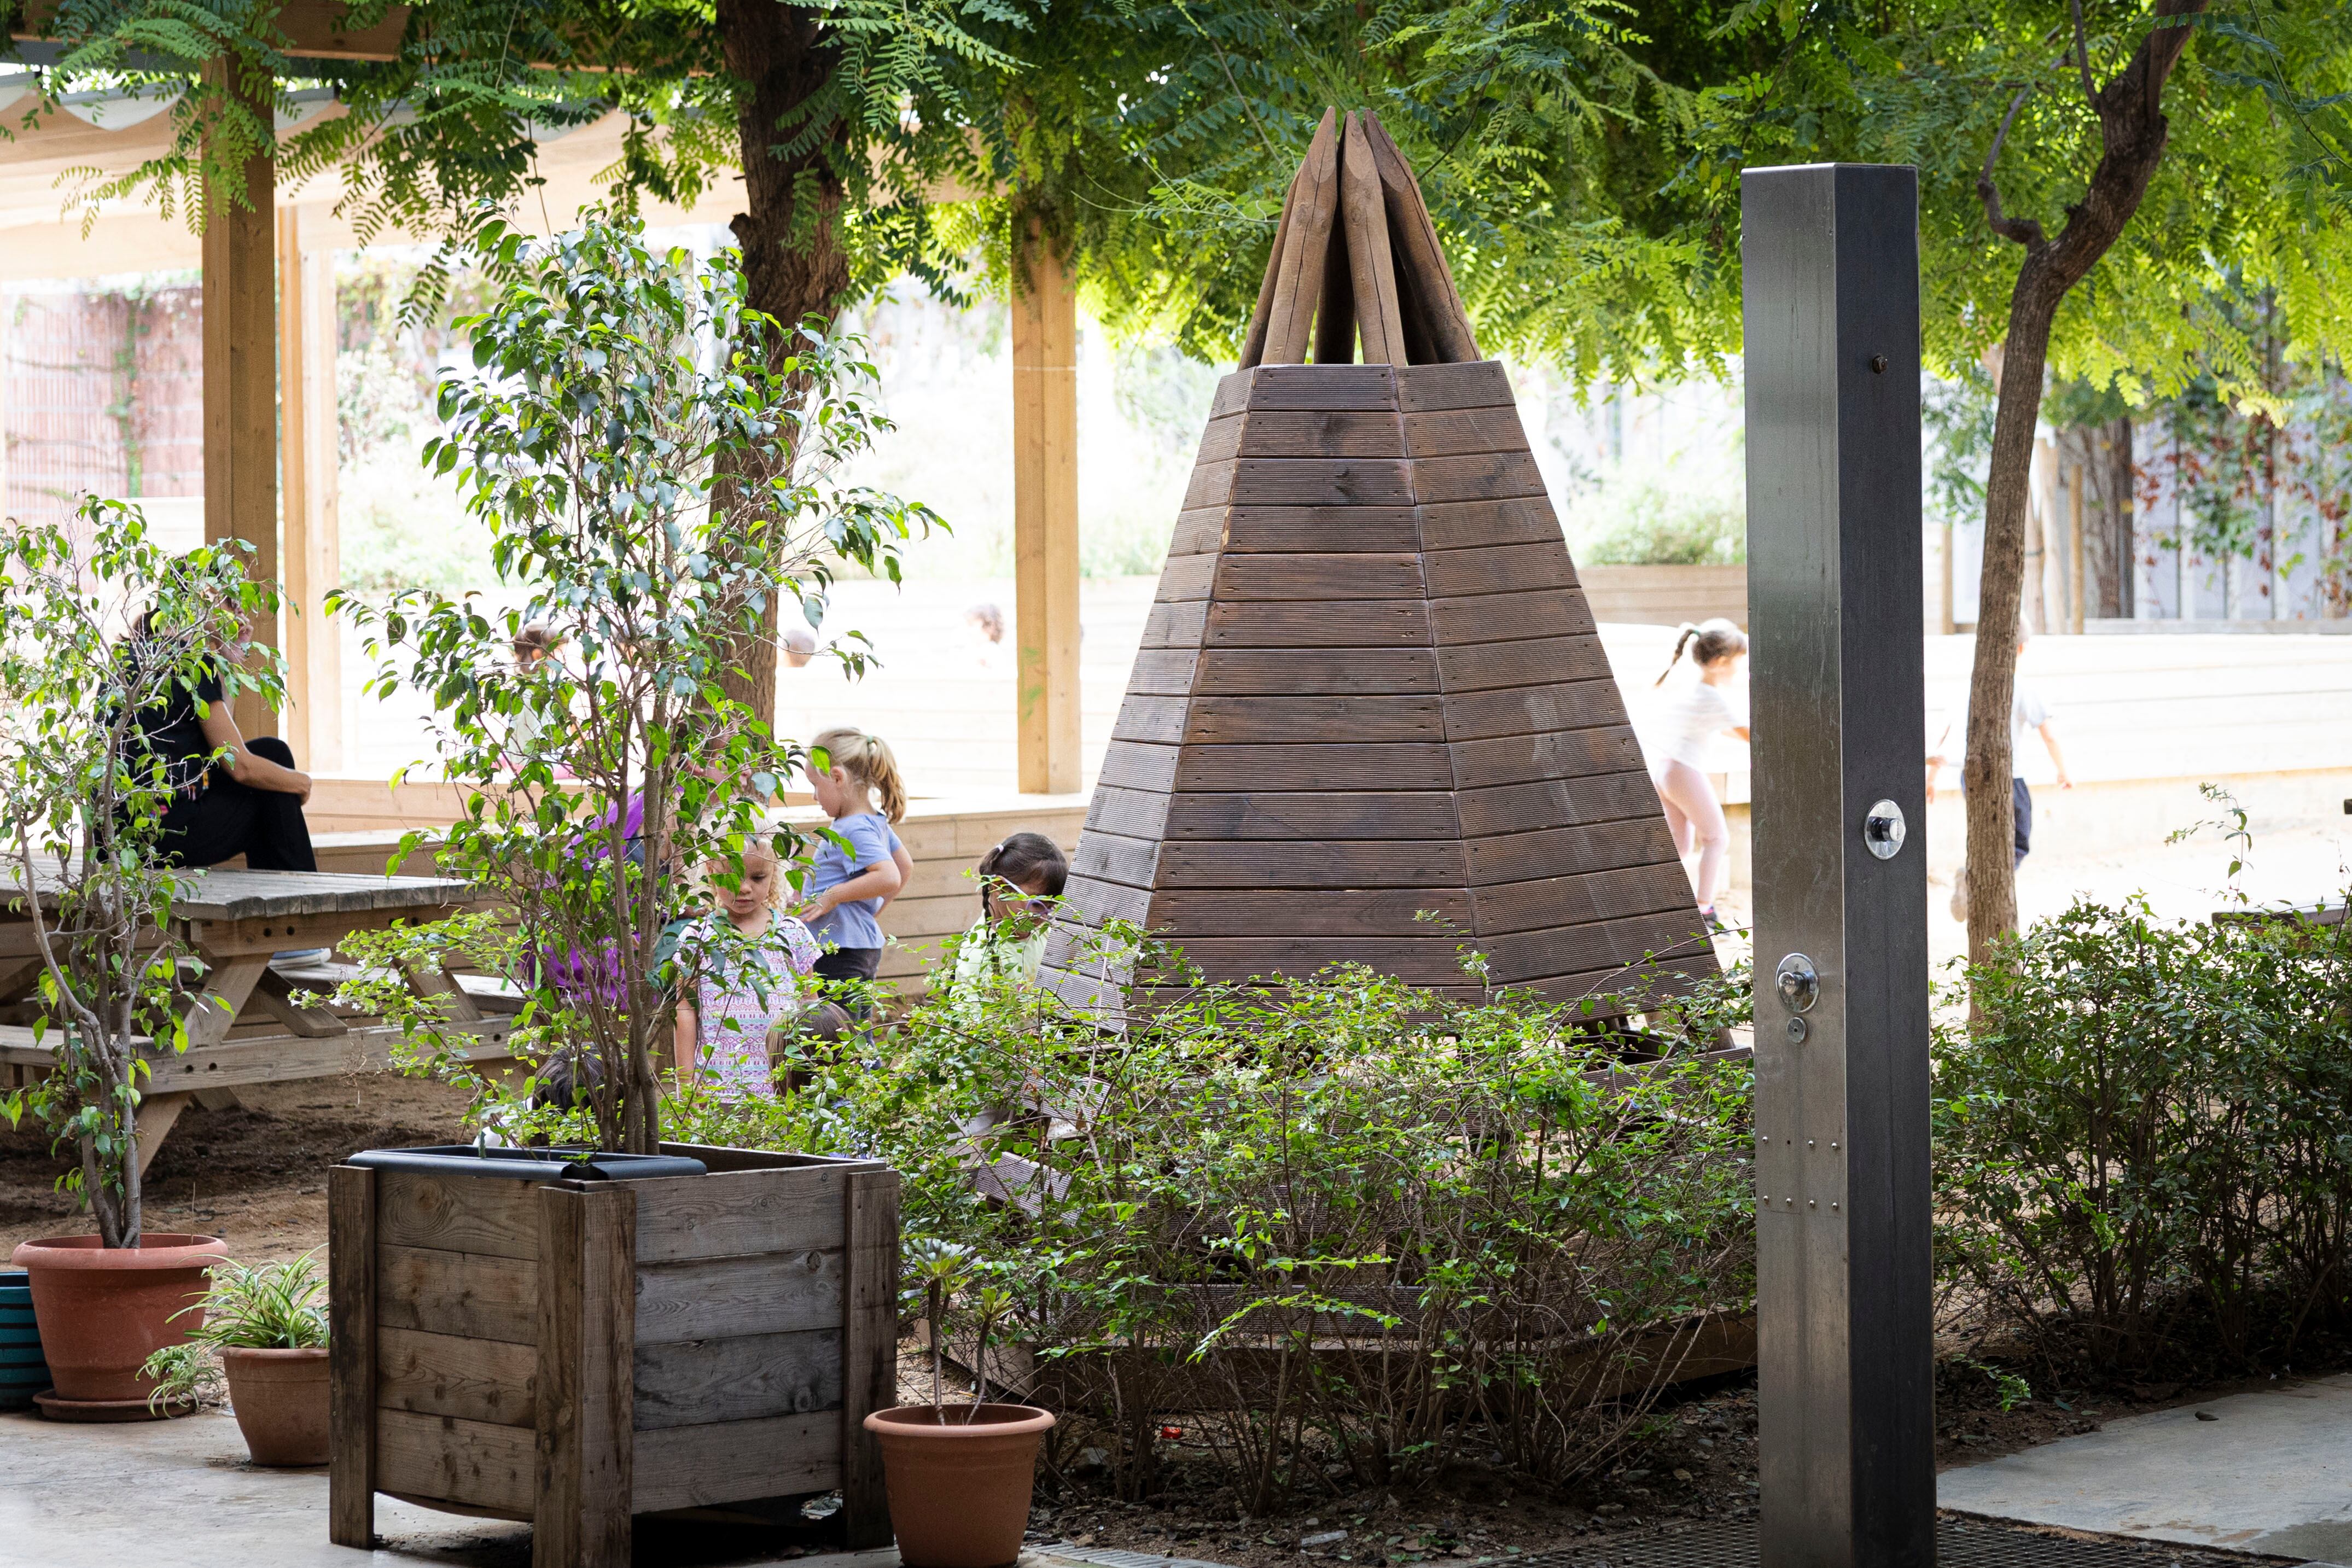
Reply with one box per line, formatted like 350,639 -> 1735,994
201,62 -> 278,739
1011,226 -> 1080,795
278,203 -> 342,771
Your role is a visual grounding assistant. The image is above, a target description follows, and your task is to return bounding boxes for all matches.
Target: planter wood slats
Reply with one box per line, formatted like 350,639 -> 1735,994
330,1145 -> 899,1568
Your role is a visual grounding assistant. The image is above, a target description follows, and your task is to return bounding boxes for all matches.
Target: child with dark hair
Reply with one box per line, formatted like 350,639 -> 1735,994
946,831 -> 1069,1010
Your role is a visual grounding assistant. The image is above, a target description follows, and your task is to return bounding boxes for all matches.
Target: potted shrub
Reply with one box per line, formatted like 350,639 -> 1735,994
0,502 -> 282,1416
141,1254 -> 331,1464
865,1249 -> 1055,1568
321,211 -> 931,1567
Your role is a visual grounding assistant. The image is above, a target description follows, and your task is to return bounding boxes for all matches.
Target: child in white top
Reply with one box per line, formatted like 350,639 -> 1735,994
673,837 -> 822,1101
1647,619 -> 1751,930
946,831 -> 1069,1018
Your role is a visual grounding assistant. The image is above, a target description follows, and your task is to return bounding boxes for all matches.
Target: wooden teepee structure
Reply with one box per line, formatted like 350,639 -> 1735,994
1040,108 -> 1719,1007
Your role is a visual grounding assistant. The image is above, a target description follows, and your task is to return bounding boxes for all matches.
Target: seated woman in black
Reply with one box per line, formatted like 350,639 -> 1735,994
132,631 -> 319,872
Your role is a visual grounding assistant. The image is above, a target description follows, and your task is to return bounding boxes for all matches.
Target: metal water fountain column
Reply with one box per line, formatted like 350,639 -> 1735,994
1743,163 -> 1936,1567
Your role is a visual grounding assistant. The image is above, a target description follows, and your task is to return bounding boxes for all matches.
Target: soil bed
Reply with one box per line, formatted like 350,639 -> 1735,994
1016,1362 -> 2339,1568
0,1074 -> 473,1260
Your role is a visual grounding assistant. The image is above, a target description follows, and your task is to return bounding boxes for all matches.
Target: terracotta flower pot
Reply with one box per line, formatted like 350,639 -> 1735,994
864,1403 -> 1056,1568
222,1346 -> 331,1465
9,1234 -> 226,1404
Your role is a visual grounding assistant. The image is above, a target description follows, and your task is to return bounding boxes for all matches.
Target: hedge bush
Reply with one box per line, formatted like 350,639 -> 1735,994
668,943 -> 1756,1504
1934,895 -> 2352,1377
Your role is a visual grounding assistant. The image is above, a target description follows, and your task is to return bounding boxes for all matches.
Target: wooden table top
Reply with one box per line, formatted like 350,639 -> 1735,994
1,865 -> 480,923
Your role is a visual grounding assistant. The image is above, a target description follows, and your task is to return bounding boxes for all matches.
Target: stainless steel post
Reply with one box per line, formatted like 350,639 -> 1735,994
1742,162 -> 1934,1568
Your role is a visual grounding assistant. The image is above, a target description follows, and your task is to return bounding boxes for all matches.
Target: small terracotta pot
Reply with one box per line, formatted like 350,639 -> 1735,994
864,1403 -> 1056,1568
9,1234 -> 226,1404
222,1347 -> 331,1465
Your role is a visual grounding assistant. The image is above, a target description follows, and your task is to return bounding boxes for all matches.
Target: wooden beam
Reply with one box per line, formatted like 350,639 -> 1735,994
328,1164 -> 378,1548
132,1091 -> 191,1180
1011,225 -> 1081,795
839,1168 -> 899,1548
201,60 -> 278,738
277,202 -> 342,770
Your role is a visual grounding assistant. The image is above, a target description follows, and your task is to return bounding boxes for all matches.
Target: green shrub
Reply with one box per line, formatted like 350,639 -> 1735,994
668,939 -> 1756,1503
1567,475 -> 1745,566
1934,895 -> 2352,1377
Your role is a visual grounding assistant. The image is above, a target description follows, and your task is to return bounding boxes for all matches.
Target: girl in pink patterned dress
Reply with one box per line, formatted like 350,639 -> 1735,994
673,837 -> 822,1101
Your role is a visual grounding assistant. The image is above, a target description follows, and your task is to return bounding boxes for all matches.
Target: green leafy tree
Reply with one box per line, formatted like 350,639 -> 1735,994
26,1 -> 1020,725
1587,1 -> 2352,954
332,211 -> 933,1154
965,4 -> 2352,964
0,502 -> 282,1247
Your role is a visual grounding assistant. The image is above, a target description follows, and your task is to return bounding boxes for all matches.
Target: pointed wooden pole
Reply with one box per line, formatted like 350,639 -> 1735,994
1338,112 -> 1406,365
1260,109 -> 1342,366
1361,112 -> 1480,363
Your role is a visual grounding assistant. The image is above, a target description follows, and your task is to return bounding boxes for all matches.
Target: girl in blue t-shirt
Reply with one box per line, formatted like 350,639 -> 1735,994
799,727 -> 909,994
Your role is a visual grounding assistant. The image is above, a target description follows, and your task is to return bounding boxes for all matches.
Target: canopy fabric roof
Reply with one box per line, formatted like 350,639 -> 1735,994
0,102 -> 746,281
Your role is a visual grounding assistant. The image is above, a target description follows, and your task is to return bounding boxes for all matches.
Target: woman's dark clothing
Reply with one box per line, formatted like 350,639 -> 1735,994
118,643 -> 317,872
132,662 -> 228,795
156,735 -> 318,872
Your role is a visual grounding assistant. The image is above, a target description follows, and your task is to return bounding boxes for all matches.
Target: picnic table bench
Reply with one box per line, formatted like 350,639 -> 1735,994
0,867 -> 518,1174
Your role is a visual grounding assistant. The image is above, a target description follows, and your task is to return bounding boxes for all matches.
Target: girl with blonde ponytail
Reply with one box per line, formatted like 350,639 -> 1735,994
1646,618 -> 1750,931
798,727 -> 911,996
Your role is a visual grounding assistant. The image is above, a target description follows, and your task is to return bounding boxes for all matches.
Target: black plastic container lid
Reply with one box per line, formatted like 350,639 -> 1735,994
345,1145 -> 708,1182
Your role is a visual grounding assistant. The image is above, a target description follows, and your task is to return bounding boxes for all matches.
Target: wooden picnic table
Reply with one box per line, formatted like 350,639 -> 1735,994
0,867 -> 517,1174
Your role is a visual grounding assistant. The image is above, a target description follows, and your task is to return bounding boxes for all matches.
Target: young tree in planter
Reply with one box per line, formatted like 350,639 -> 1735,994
0,501 -> 282,1247
336,211 -> 934,1155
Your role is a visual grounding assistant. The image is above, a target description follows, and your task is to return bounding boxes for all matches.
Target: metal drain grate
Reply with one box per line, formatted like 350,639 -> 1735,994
1505,1517 -> 2299,1566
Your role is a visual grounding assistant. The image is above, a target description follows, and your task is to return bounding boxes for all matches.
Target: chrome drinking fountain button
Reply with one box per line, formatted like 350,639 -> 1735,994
1864,798 -> 1907,860
1786,1016 -> 1809,1044
1775,953 -> 1820,1012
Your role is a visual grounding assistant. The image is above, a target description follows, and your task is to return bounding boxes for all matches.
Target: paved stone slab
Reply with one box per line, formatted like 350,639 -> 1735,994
0,1405 -> 1237,1568
1938,1372 -> 2352,1562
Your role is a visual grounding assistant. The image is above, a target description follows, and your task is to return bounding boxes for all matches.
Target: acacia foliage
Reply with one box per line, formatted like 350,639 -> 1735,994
28,0 -> 1023,316
956,2 -> 2352,408
670,943 -> 1758,1501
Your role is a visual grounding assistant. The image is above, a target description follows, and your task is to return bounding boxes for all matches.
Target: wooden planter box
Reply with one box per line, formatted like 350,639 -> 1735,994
327,1145 -> 899,1568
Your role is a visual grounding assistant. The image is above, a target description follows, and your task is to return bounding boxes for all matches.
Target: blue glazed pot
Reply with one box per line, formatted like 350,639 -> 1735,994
0,1269 -> 48,1409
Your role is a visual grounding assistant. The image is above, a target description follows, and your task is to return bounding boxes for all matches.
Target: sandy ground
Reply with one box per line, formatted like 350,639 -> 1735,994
0,1072 -> 475,1263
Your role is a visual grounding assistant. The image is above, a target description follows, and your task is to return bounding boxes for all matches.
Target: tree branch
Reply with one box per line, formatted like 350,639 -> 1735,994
1978,83 -> 2047,249
2070,0 -> 2099,106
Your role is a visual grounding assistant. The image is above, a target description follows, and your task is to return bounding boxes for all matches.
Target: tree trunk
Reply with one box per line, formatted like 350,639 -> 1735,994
714,0 -> 855,731
1964,1 -> 2207,961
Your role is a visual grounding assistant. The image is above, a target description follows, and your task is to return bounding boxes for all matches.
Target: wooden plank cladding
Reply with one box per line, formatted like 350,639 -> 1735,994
377,1326 -> 537,1426
1232,409 -> 1405,457
330,1147 -> 893,1564
375,1406 -> 535,1515
1043,120 -> 1715,1011
377,1245 -> 540,1344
